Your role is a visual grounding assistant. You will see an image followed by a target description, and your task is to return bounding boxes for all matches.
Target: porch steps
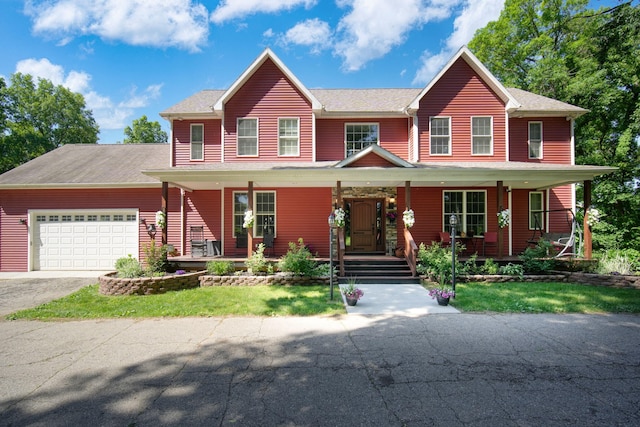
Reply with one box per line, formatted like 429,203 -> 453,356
338,256 -> 421,285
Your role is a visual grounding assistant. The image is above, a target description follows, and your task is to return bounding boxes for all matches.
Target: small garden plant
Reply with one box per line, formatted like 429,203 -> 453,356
206,260 -> 235,276
277,238 -> 317,276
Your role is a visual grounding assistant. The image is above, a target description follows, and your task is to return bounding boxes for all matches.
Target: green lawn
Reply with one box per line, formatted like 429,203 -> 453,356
449,281 -> 640,313
6,281 -> 640,321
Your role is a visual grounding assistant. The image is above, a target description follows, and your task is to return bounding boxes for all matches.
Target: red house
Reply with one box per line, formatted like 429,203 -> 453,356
0,47 -> 615,272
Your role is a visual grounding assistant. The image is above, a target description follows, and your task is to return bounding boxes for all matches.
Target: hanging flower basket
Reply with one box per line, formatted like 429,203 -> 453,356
243,210 -> 254,229
497,209 -> 510,228
403,208 -> 415,229
155,210 -> 166,229
334,208 -> 346,228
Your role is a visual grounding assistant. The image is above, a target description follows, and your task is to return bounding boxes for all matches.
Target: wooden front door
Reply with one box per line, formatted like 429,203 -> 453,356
349,199 -> 378,252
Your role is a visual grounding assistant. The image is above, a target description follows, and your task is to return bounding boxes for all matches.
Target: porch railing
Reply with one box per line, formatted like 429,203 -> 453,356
404,228 -> 418,277
338,227 -> 345,276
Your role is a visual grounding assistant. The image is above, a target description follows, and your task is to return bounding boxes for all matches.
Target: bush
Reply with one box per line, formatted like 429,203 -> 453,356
143,240 -> 174,274
482,258 -> 500,275
519,239 -> 556,274
598,249 -> 640,273
246,243 -> 270,274
206,260 -> 235,276
417,241 -> 464,286
278,238 -> 317,276
115,255 -> 144,278
310,262 -> 335,278
597,254 -> 635,275
499,263 -> 524,278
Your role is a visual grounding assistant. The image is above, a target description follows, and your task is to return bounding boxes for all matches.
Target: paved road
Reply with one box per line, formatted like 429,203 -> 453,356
1,313 -> 638,426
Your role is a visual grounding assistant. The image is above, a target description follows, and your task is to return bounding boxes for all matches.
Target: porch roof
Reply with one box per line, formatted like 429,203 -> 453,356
142,161 -> 616,191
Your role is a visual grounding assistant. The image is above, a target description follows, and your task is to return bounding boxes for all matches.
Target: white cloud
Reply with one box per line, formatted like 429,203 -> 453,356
15,58 -> 162,131
334,0 -> 461,72
413,0 -> 505,85
278,18 -> 332,53
211,0 -> 317,24
25,0 -> 209,52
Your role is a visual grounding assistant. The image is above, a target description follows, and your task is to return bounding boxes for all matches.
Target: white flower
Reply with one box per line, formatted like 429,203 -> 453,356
587,208 -> 600,228
497,209 -> 510,228
403,208 -> 415,229
243,210 -> 254,229
155,210 -> 166,229
334,208 -> 346,227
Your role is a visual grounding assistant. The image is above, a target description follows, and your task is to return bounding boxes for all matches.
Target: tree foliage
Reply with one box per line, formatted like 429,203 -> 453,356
123,115 -> 168,144
469,0 -> 640,250
0,73 -> 99,174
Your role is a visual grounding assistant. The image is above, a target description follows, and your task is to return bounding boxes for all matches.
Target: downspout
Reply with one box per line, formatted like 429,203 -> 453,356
508,186 -> 513,256
180,188 -> 186,257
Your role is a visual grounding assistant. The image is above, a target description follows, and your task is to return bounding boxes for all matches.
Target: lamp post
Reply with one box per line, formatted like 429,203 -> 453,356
449,214 -> 457,294
328,212 -> 336,300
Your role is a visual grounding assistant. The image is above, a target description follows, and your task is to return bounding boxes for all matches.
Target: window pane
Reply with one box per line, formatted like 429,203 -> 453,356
472,117 -> 492,155
345,123 -> 379,157
529,122 -> 542,159
191,125 -> 203,160
529,192 -> 544,229
256,192 -> 276,237
430,118 -> 450,155
234,193 -> 248,237
279,118 -> 299,156
238,119 -> 258,156
443,190 -> 486,234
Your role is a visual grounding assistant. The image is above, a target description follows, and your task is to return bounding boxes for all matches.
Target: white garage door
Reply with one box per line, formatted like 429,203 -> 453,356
33,211 -> 139,270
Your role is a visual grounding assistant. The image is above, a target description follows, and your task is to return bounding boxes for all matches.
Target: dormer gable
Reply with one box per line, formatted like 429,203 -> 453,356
335,144 -> 414,168
407,46 -> 520,113
213,48 -> 322,112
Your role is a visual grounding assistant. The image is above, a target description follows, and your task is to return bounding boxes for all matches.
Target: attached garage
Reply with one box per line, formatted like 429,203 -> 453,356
31,210 -> 139,270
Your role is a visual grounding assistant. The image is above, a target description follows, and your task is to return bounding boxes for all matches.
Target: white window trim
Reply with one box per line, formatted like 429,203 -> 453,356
344,122 -> 380,158
237,118 -> 259,157
528,121 -> 543,159
278,117 -> 300,157
529,191 -> 544,230
471,116 -> 493,156
232,191 -> 277,238
442,190 -> 487,233
190,123 -> 204,161
429,116 -> 452,156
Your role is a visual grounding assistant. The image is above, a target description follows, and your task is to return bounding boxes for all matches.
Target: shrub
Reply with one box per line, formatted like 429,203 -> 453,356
206,260 -> 235,276
519,239 -> 556,274
597,254 -> 634,275
481,258 -> 500,275
598,249 -> 640,273
500,263 -> 524,278
278,238 -> 317,276
417,241 -> 464,286
246,243 -> 270,274
143,240 -> 174,274
310,262 -> 335,278
115,255 -> 144,278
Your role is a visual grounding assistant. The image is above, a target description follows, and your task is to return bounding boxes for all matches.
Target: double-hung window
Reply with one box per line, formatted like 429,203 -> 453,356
472,116 -> 493,155
529,192 -> 544,230
430,117 -> 451,155
237,118 -> 258,156
190,124 -> 204,161
345,123 -> 379,157
443,190 -> 486,235
528,122 -> 543,159
278,118 -> 300,156
233,191 -> 276,238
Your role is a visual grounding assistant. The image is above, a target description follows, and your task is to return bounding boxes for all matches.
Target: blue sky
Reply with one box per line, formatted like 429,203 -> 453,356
0,0 -> 623,144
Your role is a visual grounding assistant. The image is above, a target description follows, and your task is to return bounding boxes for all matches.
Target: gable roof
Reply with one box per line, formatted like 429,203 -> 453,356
0,144 -> 169,189
212,48 -> 322,112
335,144 -> 414,168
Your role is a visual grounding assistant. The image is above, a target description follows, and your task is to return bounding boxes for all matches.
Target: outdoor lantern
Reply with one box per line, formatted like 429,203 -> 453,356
388,197 -> 396,209
449,214 -> 457,294
147,223 -> 157,239
328,212 -> 336,300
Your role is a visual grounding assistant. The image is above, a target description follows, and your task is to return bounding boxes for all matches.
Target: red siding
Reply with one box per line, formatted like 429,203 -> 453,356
0,188 -> 181,271
173,119 -> 222,166
349,153 -> 397,168
509,117 -> 572,164
417,58 -> 506,162
316,118 -> 410,161
184,190 -> 222,255
224,59 -> 314,162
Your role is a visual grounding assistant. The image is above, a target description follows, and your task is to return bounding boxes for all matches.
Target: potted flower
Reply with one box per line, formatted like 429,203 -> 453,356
428,287 -> 455,306
341,281 -> 364,306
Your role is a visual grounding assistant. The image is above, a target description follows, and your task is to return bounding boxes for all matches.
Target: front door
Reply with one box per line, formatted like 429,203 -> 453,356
349,199 -> 380,252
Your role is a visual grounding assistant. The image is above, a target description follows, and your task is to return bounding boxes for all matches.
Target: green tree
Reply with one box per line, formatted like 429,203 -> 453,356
123,115 -> 168,144
469,0 -> 640,250
0,73 -> 99,174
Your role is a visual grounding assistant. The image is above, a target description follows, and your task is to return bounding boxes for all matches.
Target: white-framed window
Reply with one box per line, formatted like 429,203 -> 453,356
233,191 -> 276,238
278,118 -> 300,156
190,124 -> 204,161
529,192 -> 544,230
528,122 -> 543,159
345,123 -> 379,157
430,117 -> 451,155
237,118 -> 258,156
472,116 -> 493,155
443,190 -> 486,235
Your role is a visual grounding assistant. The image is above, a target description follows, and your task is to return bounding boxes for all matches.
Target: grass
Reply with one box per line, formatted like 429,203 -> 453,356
6,284 -> 346,320
6,281 -> 640,321
449,281 -> 640,313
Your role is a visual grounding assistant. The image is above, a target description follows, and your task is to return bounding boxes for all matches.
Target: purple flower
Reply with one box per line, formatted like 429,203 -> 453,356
176,270 -> 186,275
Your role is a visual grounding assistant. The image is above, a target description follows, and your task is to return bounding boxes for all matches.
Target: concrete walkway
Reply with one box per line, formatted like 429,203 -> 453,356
338,284 -> 459,315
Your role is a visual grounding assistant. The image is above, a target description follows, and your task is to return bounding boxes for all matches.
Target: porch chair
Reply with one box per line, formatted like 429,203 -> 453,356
550,217 -> 581,258
439,232 -> 451,247
482,231 -> 497,256
190,226 -> 207,257
263,233 -> 275,257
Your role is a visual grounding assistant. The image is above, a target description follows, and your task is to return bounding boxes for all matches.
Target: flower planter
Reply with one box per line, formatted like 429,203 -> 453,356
346,297 -> 358,306
436,295 -> 450,306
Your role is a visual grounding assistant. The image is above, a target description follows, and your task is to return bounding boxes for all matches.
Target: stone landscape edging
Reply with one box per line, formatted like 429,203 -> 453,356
98,271 -> 206,296
199,274 -> 333,287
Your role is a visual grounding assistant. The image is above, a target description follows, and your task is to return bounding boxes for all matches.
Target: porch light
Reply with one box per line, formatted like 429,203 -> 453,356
146,223 -> 157,239
328,212 -> 336,300
388,197 -> 396,209
449,214 -> 457,294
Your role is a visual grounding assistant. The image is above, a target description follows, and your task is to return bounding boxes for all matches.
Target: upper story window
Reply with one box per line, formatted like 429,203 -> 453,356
345,123 -> 379,157
190,124 -> 204,161
472,117 -> 493,155
529,192 -> 544,230
238,118 -> 258,156
443,190 -> 486,235
528,122 -> 543,159
278,118 -> 300,156
430,117 -> 451,155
